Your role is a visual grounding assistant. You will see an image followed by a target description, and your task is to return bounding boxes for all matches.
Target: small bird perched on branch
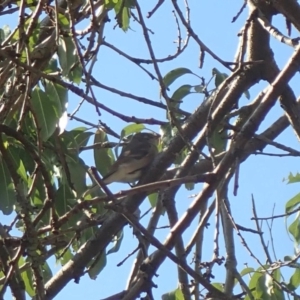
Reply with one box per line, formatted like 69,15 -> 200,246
102,132 -> 160,184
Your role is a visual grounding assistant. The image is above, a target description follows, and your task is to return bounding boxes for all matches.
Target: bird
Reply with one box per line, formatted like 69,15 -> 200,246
102,132 -> 160,184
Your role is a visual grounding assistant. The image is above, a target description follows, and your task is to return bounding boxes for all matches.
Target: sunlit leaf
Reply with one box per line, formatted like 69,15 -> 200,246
211,282 -> 224,291
288,213 -> 300,244
121,7 -> 130,31
59,111 -> 68,134
104,0 -> 117,9
58,13 -> 70,27
161,288 -> 184,300
287,172 -> 300,184
286,192 -> 300,213
148,192 -> 158,208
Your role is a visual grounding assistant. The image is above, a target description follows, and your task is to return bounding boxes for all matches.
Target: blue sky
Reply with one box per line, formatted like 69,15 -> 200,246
2,1 -> 300,299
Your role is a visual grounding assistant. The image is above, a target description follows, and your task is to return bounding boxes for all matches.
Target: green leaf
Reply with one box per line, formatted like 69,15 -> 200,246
0,29 -> 4,43
287,268 -> 300,291
31,86 -> 60,141
17,0 -> 35,9
256,274 -> 268,299
114,0 -> 123,14
63,127 -> 93,151
0,157 -> 15,215
6,146 -> 27,183
19,257 -> 34,297
272,268 -> 281,281
171,85 -> 192,101
286,192 -> 300,213
121,7 -> 130,31
120,123 -> 145,139
41,262 -> 53,282
254,271 -> 284,300
88,252 -> 107,279
288,213 -> 300,244
272,285 -> 284,300
58,13 -> 70,28
212,68 -> 228,87
208,123 -> 228,154
27,18 -> 40,52
148,192 -> 158,208
54,185 -> 81,238
240,267 -> 255,277
44,80 -> 68,116
247,268 -> 265,295
55,184 -> 74,217
160,123 -> 173,147
287,172 -> 300,184
161,288 -> 184,300
104,0 -> 117,9
66,157 -> 87,196
163,68 -> 193,89
211,282 -> 224,291
44,80 -> 68,133
57,36 -> 78,78
94,130 -> 115,178
234,268 -> 255,284
68,64 -> 82,84
29,173 -> 47,208
58,249 -> 74,266
107,230 -> 123,255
